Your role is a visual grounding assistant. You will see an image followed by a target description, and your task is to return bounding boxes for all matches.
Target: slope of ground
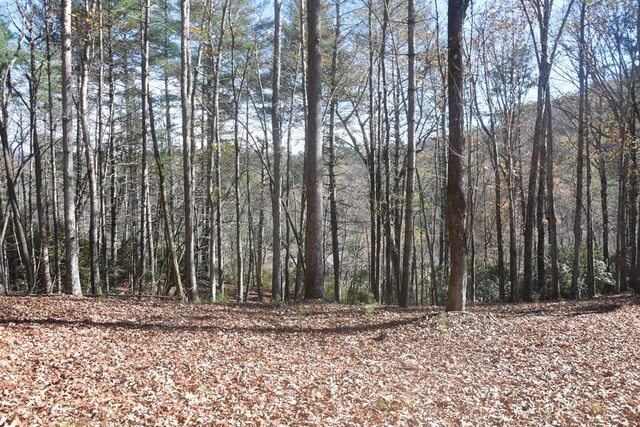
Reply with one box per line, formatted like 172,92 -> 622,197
0,295 -> 638,426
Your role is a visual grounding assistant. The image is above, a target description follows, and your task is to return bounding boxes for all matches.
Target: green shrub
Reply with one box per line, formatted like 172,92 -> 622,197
325,284 -> 349,302
346,287 -> 377,305
215,292 -> 233,303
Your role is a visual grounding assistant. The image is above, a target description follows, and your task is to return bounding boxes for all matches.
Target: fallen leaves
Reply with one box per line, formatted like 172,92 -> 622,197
0,295 -> 639,425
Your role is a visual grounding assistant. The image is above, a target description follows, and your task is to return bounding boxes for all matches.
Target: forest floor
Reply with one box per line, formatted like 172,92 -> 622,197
0,294 -> 639,426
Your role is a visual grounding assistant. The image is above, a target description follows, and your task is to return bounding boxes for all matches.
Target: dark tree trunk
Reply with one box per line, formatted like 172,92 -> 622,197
571,0 -> 587,299
28,19 -> 53,294
399,0 -> 415,308
445,0 -> 470,312
271,0 -> 283,302
545,97 -> 559,300
327,0 -> 341,303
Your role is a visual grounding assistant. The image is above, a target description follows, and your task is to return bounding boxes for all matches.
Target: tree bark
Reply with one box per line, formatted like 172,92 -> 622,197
399,0 -> 415,308
45,0 -> 62,292
181,0 -> 198,302
139,0 -> 151,296
521,0 -> 551,302
28,14 -> 53,294
328,0 -> 341,303
545,96 -> 559,300
61,0 -> 82,296
148,95 -> 184,298
304,0 -> 324,300
271,0 -> 283,302
80,0 -> 102,296
445,0 -> 470,312
571,0 -> 587,300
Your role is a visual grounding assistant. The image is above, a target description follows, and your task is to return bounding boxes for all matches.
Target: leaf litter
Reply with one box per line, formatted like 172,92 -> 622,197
0,294 -> 639,426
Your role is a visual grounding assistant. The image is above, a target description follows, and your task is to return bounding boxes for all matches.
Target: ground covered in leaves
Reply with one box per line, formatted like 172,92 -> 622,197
0,295 -> 639,426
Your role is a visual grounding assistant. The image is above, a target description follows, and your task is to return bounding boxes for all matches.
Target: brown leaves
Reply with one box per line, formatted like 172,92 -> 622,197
0,295 -> 639,425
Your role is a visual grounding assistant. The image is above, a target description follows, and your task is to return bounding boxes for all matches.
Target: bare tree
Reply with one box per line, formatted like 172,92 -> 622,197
181,0 -> 198,302
138,0 -> 151,295
520,0 -> 574,301
327,0 -> 341,302
61,0 -> 82,296
272,0 -> 283,302
570,0 -> 587,299
79,0 -> 102,296
399,0 -> 415,308
445,0 -> 470,312
304,0 -> 324,299
24,5 -> 53,293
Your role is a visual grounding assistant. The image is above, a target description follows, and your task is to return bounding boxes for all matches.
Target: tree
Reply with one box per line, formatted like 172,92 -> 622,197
304,0 -> 324,300
570,0 -> 587,299
61,0 -> 82,296
181,0 -> 198,302
399,0 -> 416,308
327,0 -> 341,303
0,22 -> 35,295
520,0 -> 574,302
23,4 -> 53,294
139,0 -> 151,295
207,0 -> 229,301
79,0 -> 102,296
445,0 -> 470,312
272,0 -> 283,302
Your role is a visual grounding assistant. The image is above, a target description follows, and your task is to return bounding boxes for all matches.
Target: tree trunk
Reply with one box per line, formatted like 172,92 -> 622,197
536,136 -> 546,299
399,0 -> 415,308
545,96 -> 560,300
181,0 -> 198,302
28,17 -> 53,294
148,95 -> 185,298
328,0 -> 342,303
522,0 -> 551,302
208,0 -> 229,300
571,0 -> 587,300
45,1 -> 62,292
367,0 -> 380,303
304,0 -> 324,300
272,0 -> 283,302
445,0 -> 470,312
585,71 -> 595,298
617,133 -> 629,293
595,123 -> 610,265
230,18 -> 244,303
138,0 -> 151,296
61,0 -> 82,296
80,0 -> 102,296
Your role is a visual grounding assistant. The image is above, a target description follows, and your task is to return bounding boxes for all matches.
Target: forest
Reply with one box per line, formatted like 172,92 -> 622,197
0,0 -> 639,310
2,0 -> 640,424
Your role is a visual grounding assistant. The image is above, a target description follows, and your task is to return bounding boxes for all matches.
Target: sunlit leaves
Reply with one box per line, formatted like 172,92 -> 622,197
1,295 -> 639,424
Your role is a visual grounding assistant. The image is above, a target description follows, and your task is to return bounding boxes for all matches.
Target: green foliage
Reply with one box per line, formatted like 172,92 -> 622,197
436,312 -> 450,332
593,258 -> 615,294
215,292 -> 233,303
324,284 -> 348,302
346,287 -> 376,305
472,263 -> 502,303
554,245 -> 614,298
0,15 -> 17,68
431,265 -> 449,305
362,303 -> 376,317
376,397 -> 391,411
